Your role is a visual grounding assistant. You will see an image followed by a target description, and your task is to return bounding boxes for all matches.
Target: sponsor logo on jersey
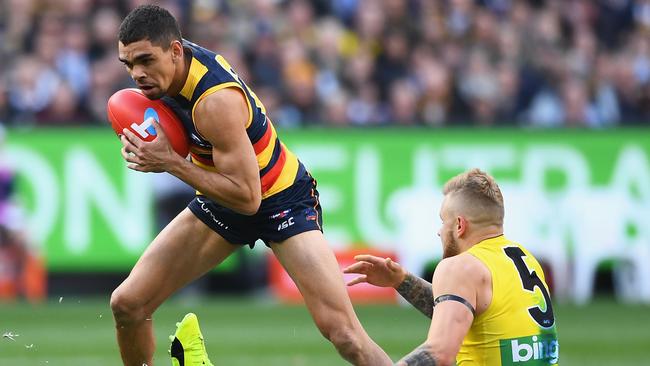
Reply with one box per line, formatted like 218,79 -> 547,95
196,197 -> 229,230
277,217 -> 294,231
500,334 -> 559,365
305,208 -> 318,221
270,209 -> 291,219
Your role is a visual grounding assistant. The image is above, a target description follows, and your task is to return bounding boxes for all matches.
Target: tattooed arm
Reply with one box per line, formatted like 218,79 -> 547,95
396,255 -> 485,366
396,344 -> 438,365
396,273 -> 434,318
344,254 -> 485,366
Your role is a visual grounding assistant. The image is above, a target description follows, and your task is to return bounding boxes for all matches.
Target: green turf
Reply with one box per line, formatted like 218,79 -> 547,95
0,296 -> 648,365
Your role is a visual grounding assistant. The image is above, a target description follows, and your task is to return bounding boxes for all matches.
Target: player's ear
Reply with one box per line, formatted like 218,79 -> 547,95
171,40 -> 183,63
456,216 -> 467,237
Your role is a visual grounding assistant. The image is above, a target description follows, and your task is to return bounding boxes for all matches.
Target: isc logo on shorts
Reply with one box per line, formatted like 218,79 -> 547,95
277,217 -> 294,231
131,108 -> 159,139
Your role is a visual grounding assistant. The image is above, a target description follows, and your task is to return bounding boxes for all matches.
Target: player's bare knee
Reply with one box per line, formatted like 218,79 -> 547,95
110,288 -> 147,323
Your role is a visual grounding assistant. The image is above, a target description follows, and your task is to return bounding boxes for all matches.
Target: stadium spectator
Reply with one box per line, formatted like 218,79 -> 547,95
6,56 -> 61,125
0,80 -> 8,125
0,0 -> 648,127
35,81 -> 91,125
57,21 -> 92,98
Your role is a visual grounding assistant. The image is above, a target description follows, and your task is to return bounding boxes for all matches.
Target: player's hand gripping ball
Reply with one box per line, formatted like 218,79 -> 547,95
107,88 -> 189,157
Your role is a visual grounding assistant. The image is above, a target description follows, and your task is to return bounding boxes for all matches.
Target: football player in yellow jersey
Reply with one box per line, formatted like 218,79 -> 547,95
345,169 -> 559,365
111,5 -> 393,366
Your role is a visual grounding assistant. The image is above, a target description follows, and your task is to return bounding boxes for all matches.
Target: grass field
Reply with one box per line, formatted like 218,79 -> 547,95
0,296 -> 648,365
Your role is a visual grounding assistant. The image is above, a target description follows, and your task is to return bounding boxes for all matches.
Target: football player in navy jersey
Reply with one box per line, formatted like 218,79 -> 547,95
111,5 -> 392,366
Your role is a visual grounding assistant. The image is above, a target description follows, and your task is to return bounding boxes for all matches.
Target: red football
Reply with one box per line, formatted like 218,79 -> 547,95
107,88 -> 189,157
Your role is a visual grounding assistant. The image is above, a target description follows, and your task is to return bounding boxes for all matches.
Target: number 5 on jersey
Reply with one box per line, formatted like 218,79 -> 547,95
504,246 -> 555,328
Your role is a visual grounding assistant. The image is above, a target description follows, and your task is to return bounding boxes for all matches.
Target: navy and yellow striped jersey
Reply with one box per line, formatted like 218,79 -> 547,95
167,39 -> 305,199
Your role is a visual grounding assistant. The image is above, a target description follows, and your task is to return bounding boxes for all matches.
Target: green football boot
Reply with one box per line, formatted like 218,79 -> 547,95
169,313 -> 214,366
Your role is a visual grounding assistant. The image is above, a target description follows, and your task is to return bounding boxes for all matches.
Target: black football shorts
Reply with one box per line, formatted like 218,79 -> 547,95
188,172 -> 323,247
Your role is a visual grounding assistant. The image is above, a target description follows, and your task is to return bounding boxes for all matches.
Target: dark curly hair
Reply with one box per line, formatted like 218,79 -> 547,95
118,5 -> 182,50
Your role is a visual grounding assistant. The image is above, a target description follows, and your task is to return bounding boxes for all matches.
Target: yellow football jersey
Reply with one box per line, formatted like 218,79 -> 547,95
457,235 -> 559,365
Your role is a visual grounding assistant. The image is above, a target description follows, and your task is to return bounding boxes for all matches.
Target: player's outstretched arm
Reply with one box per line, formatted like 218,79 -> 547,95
166,87 -> 262,215
343,255 -> 434,318
396,255 -> 483,366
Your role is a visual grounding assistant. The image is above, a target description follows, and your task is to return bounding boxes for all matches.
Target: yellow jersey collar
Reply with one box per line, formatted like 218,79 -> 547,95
476,234 -> 506,247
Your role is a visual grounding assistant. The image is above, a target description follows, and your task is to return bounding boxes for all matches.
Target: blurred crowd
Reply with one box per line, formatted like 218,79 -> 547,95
0,0 -> 649,128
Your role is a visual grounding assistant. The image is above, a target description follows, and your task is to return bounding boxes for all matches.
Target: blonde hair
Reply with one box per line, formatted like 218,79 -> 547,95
443,168 -> 504,226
